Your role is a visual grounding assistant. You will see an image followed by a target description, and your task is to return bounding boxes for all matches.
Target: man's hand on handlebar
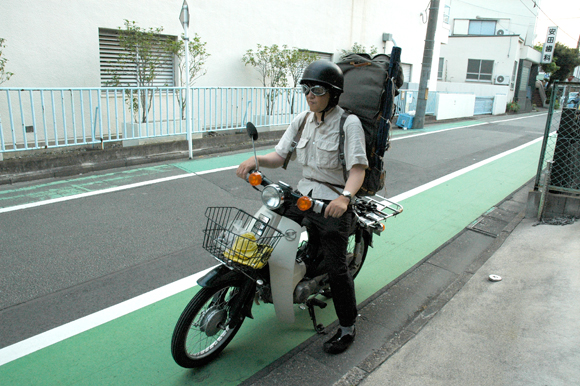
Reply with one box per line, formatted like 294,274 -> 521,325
236,152 -> 286,180
236,157 -> 257,180
324,195 -> 350,218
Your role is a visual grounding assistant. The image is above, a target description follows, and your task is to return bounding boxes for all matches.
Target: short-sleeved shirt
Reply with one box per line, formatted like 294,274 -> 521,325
275,106 -> 368,200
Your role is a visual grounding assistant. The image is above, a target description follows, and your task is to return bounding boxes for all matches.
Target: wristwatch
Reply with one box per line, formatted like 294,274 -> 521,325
341,190 -> 353,203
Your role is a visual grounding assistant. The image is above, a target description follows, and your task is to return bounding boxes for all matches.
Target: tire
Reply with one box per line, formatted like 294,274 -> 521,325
171,280 -> 246,368
347,232 -> 369,279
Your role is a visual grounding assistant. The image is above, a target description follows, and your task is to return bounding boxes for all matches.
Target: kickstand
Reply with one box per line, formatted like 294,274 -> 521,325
305,298 -> 327,334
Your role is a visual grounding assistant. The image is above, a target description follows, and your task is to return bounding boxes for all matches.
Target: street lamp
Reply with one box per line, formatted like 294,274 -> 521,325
180,0 -> 192,159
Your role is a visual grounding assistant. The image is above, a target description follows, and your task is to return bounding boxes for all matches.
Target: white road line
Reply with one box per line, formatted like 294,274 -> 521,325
0,167 -> 239,214
391,113 -> 546,141
389,136 -> 543,203
0,266 -> 215,366
0,115 -> 546,366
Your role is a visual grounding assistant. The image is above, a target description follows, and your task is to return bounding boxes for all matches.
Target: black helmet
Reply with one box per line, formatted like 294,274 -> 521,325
300,60 -> 343,94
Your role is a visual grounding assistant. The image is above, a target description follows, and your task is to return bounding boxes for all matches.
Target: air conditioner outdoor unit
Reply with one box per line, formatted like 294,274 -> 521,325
496,29 -> 506,35
495,75 -> 510,85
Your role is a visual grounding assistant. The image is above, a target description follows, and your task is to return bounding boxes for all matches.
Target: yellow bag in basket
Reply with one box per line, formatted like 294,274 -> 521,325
224,232 -> 272,269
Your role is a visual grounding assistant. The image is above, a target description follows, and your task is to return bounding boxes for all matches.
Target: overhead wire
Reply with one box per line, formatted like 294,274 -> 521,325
524,0 -> 578,43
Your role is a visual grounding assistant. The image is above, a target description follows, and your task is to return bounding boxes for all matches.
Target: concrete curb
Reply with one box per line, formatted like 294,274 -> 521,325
0,130 -> 284,185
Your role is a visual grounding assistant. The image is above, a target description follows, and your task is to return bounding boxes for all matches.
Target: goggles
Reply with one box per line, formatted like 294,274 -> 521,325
301,84 -> 328,96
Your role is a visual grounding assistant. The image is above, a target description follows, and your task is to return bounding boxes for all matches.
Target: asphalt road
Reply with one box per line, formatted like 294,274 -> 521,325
0,112 -> 548,349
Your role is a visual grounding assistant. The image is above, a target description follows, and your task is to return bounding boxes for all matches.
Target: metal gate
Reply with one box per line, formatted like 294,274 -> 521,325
535,82 -> 580,195
474,96 -> 494,115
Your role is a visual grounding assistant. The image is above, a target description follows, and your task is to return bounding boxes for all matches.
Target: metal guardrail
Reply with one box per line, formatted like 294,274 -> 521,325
0,87 -> 309,153
0,86 -> 415,154
534,82 -> 580,196
394,90 -> 438,116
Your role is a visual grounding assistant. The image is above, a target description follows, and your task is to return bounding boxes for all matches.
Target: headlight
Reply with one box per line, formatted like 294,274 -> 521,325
261,184 -> 284,209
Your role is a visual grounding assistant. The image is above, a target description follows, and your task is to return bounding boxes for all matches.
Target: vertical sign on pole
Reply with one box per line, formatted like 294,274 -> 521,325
180,0 -> 192,159
541,26 -> 558,64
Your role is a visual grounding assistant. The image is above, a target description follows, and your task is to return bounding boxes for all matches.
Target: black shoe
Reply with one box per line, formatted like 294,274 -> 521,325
323,327 -> 356,354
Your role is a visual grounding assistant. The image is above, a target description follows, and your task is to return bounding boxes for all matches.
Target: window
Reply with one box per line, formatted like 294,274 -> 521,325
438,58 -> 445,80
466,59 -> 494,82
443,5 -> 451,24
99,28 -> 175,87
511,61 -> 518,90
468,20 -> 496,36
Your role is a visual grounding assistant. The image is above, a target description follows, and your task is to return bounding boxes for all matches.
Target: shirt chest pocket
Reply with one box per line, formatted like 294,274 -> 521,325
315,138 -> 340,169
296,137 -> 310,165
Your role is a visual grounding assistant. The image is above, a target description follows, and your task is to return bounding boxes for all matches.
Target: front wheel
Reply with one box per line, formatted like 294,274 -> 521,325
171,280 -> 246,368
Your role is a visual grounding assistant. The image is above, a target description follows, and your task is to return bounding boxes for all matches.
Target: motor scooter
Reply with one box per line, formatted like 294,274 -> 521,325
171,123 -> 402,368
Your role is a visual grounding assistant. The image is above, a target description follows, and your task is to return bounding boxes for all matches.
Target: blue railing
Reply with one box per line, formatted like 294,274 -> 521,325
0,87 -> 310,153
1,86 -> 413,153
394,90 -> 438,115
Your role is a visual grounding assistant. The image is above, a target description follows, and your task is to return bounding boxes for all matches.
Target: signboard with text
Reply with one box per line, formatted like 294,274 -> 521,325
541,26 -> 558,64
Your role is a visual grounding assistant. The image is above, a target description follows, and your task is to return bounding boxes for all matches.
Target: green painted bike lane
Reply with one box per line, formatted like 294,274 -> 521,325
0,149 -> 273,209
0,140 -> 541,386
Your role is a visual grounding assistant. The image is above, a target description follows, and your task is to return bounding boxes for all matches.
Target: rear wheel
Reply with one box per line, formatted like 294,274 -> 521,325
171,280 -> 245,368
347,233 -> 369,279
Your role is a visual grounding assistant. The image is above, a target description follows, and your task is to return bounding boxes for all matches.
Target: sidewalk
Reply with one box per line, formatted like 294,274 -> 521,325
358,216 -> 580,386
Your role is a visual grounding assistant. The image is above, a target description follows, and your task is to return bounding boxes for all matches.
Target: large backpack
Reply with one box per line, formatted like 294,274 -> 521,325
282,49 -> 403,196
337,49 -> 403,196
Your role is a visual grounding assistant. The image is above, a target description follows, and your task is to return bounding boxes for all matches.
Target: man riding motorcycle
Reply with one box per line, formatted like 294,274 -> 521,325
236,60 -> 368,354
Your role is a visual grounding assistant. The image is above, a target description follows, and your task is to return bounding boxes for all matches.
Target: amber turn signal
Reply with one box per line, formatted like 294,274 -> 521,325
248,172 -> 262,186
296,196 -> 313,211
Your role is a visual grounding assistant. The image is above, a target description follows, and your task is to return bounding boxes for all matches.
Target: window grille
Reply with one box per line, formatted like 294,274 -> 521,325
438,58 -> 444,80
466,59 -> 494,82
511,61 -> 518,90
99,28 -> 175,87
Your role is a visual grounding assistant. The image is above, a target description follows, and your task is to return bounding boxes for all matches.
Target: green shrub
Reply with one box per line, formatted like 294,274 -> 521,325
506,101 -> 520,113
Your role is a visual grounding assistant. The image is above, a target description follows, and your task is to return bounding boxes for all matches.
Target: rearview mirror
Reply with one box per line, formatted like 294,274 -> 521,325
246,122 -> 258,141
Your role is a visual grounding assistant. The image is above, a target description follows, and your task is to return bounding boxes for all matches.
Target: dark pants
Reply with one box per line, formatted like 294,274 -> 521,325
285,204 -> 357,327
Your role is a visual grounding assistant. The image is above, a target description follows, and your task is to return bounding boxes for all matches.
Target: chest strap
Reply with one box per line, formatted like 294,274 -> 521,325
282,113 -> 310,170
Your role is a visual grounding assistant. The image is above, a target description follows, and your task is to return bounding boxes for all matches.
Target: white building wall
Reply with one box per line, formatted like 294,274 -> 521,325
0,0 -> 443,89
438,35 -> 521,100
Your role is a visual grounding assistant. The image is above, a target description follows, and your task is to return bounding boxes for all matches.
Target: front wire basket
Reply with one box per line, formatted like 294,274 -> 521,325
202,207 -> 283,273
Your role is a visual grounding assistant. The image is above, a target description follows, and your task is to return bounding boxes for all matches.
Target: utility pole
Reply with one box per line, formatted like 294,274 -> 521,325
413,0 -> 440,129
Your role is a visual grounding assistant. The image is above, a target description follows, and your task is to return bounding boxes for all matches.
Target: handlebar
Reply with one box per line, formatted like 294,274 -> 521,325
245,171 -> 403,223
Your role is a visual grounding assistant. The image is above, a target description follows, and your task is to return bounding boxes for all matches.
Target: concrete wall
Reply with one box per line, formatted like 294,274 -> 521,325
435,93 -> 475,120
437,80 -> 512,98
492,94 -> 508,115
0,0 -> 443,89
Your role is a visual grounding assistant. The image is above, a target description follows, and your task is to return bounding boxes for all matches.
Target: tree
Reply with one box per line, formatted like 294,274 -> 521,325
166,33 -> 210,118
339,42 -> 379,60
0,38 -> 14,85
242,44 -> 288,114
534,42 -> 580,88
106,20 -> 173,123
282,48 -> 319,113
242,44 -> 288,88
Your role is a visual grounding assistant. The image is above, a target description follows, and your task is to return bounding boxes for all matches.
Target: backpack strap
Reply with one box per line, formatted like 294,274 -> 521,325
282,113 -> 310,170
338,111 -> 349,183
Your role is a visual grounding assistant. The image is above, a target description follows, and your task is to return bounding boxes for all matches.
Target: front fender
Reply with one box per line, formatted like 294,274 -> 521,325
197,264 -> 246,288
198,264 -> 256,321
